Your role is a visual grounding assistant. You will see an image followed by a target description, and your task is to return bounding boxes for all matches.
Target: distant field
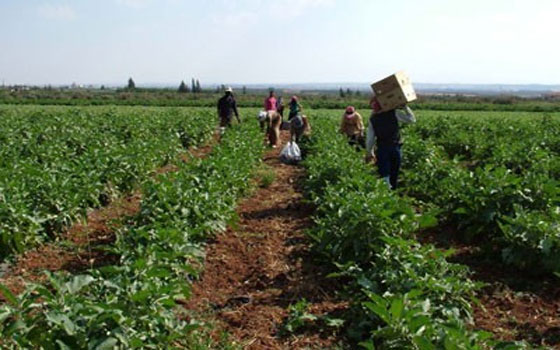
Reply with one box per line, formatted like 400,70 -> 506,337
2,87 -> 560,112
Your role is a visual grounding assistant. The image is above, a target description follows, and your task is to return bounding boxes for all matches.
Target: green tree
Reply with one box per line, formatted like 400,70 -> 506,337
178,80 -> 189,93
195,79 -> 201,93
242,86 -> 247,94
127,77 -> 136,90
339,87 -> 345,98
191,78 -> 196,93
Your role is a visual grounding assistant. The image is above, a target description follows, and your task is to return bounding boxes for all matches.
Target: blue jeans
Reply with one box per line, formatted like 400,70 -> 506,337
376,145 -> 401,190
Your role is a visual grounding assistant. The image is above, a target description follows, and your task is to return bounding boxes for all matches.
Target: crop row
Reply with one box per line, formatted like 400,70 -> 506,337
300,110 -> 530,349
0,119 -> 264,349
0,106 -> 215,259
401,111 -> 560,273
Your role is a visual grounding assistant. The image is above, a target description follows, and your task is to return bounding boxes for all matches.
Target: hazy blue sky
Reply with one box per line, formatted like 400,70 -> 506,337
1,0 -> 559,86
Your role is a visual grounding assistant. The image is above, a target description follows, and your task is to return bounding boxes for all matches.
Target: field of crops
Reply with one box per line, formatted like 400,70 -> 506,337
0,107 -> 264,349
300,108 -> 560,349
0,105 -> 559,349
0,106 -> 215,259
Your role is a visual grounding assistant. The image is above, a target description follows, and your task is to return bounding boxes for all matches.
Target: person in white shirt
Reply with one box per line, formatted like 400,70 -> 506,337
366,96 -> 416,189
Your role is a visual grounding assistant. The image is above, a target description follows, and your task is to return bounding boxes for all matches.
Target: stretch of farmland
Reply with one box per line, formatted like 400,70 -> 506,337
0,104 -> 559,349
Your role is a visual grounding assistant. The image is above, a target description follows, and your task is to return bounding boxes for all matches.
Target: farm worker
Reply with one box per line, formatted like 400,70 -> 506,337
366,96 -> 415,190
267,111 -> 282,148
257,110 -> 269,131
276,96 -> 285,118
288,96 -> 302,121
290,114 -> 311,143
340,106 -> 365,149
264,90 -> 277,112
217,87 -> 240,134
262,90 -> 278,131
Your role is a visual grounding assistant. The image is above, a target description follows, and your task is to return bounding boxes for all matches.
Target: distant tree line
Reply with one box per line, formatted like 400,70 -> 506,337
126,77 -> 203,93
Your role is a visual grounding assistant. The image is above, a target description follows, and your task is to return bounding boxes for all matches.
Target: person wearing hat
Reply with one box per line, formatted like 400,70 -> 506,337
288,96 -> 302,121
217,87 -> 240,132
339,106 -> 365,150
366,95 -> 415,190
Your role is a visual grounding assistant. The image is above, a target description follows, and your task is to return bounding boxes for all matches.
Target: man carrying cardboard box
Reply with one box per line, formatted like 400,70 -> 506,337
365,95 -> 415,190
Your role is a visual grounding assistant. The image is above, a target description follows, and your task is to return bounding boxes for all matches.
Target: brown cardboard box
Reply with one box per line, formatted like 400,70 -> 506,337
371,71 -> 417,112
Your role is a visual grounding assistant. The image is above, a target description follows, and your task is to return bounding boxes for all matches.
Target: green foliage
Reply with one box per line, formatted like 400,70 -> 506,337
254,164 -> 276,188
280,299 -> 318,335
0,114 -> 264,349
0,106 -> 215,259
3,88 -> 560,112
127,78 -> 135,90
401,111 -> 560,273
279,299 -> 345,337
299,110 -> 533,349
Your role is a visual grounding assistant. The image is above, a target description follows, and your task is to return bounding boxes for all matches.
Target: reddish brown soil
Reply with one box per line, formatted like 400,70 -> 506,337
419,228 -> 560,348
0,140 -> 216,301
188,131 -> 347,350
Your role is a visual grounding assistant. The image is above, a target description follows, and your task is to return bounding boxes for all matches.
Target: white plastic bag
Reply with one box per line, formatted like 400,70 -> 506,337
257,110 -> 268,122
279,141 -> 302,164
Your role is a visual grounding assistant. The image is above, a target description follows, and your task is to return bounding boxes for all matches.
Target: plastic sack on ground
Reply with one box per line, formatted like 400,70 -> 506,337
279,141 -> 302,165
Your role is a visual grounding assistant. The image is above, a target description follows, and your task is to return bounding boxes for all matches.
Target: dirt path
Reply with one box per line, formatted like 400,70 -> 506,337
0,140 -> 216,299
188,131 -> 346,350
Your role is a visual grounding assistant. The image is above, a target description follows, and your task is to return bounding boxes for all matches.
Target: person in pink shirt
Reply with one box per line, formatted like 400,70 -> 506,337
264,90 -> 277,112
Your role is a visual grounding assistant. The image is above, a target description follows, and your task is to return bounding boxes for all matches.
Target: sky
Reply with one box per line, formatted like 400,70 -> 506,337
1,0 -> 559,86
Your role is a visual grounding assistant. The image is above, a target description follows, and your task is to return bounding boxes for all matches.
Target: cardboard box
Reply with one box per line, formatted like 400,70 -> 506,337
371,71 -> 417,112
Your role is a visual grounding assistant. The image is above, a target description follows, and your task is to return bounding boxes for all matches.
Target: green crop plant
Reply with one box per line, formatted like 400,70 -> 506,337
0,117 -> 264,349
299,109 -> 533,349
0,106 -> 215,259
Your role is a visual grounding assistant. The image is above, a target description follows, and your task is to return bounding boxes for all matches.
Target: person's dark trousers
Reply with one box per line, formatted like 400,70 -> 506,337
376,144 -> 401,190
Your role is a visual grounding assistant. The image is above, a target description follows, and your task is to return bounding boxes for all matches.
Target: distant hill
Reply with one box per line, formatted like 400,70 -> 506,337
45,81 -> 560,97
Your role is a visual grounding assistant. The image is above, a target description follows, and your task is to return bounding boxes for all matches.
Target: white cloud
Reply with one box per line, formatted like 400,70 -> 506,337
116,0 -> 151,9
37,4 -> 77,21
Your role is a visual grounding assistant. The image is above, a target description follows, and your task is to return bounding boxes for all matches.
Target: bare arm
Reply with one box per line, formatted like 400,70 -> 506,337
233,100 -> 240,123
366,121 -> 376,157
395,106 -> 416,124
356,113 -> 364,134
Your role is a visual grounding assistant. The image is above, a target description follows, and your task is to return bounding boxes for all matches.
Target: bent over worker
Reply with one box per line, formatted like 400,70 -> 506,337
290,114 -> 310,143
366,97 -> 415,190
340,106 -> 365,149
267,111 -> 282,148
